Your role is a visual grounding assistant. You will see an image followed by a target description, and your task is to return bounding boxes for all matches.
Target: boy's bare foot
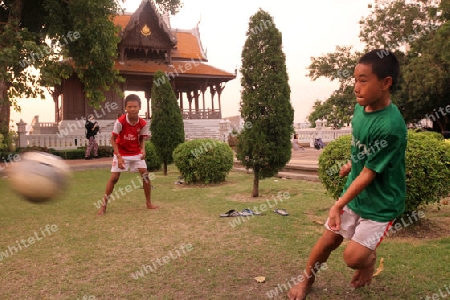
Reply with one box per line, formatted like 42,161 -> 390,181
288,281 -> 311,300
146,201 -> 159,209
350,260 -> 376,288
97,206 -> 106,215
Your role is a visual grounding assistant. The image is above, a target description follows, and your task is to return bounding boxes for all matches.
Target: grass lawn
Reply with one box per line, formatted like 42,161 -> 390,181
0,165 -> 449,300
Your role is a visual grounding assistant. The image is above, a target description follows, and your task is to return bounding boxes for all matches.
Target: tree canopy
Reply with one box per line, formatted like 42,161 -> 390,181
0,0 -> 182,147
150,70 -> 185,176
307,0 -> 449,133
237,9 -> 294,197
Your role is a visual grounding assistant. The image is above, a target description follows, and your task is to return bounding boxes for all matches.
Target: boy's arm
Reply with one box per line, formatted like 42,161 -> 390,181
110,135 -> 125,169
139,136 -> 146,159
328,167 -> 376,230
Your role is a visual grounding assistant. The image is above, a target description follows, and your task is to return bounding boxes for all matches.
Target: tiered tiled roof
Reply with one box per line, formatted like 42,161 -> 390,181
114,60 -> 235,78
112,10 -> 234,79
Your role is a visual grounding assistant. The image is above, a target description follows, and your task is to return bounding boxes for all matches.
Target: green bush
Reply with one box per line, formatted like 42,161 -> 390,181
17,146 -> 54,154
0,133 -> 7,152
318,134 -> 352,199
52,149 -> 85,160
97,146 -> 113,157
173,139 -> 234,184
318,131 -> 450,217
413,129 -> 445,141
145,141 -> 162,171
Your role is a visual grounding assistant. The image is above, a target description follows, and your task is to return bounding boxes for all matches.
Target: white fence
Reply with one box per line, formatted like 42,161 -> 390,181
15,118 -> 352,150
296,128 -> 352,146
21,133 -> 112,150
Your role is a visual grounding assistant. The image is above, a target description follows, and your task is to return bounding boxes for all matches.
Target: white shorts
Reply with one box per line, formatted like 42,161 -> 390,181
110,154 -> 147,173
324,205 -> 394,250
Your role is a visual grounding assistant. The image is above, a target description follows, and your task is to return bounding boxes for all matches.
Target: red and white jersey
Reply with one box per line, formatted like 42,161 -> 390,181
112,114 -> 148,156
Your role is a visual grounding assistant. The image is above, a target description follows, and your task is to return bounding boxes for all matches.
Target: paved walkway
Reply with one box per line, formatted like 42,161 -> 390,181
1,147 -> 322,175
61,147 -> 322,171
288,147 -> 322,167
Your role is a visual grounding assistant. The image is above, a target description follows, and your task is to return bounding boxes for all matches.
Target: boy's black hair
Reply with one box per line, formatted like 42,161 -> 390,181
358,49 -> 400,92
124,94 -> 141,107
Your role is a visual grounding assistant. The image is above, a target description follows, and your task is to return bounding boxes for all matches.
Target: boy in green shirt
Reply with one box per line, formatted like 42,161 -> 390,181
288,49 -> 407,300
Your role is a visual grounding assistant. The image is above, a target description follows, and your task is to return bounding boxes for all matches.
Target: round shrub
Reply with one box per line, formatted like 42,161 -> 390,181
318,134 -> 352,199
413,129 -> 445,141
173,139 -> 234,184
145,141 -> 162,171
318,131 -> 450,217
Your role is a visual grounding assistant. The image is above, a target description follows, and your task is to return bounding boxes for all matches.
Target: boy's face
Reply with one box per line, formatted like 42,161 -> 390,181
125,100 -> 140,117
353,63 -> 391,107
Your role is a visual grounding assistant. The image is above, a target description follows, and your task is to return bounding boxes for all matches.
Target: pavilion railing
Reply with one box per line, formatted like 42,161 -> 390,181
181,109 -> 221,120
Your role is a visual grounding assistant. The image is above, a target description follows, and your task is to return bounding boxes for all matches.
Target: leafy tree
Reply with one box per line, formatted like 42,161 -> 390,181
306,0 -> 450,133
400,14 -> 450,132
150,70 -> 185,175
306,46 -> 362,127
237,9 -> 294,197
307,86 -> 354,128
359,0 -> 449,132
308,100 -> 330,127
0,0 -> 182,148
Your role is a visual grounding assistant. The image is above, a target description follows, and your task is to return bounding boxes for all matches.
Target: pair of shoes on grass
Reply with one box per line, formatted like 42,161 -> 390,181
220,208 -> 262,217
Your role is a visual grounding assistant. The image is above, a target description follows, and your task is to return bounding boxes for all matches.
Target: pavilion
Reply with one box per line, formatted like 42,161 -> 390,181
47,0 -> 236,139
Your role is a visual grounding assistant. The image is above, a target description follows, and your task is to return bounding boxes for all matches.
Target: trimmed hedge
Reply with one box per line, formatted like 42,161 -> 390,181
144,141 -> 162,171
318,130 -> 450,217
52,149 -> 86,160
13,146 -> 113,160
173,139 -> 234,184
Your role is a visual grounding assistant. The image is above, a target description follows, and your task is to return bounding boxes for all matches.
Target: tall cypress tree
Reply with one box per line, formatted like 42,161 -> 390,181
150,70 -> 185,175
237,9 -> 294,197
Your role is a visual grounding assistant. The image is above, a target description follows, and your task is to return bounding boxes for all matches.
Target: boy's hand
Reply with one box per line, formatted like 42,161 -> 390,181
327,204 -> 342,231
339,162 -> 351,177
117,156 -> 125,169
140,151 -> 146,160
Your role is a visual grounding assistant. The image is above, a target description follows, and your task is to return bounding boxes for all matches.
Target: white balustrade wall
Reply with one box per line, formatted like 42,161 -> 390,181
15,118 -> 352,150
22,133 -> 112,150
295,128 -> 352,145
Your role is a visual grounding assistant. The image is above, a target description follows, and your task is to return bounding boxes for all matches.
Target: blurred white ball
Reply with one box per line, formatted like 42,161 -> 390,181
7,152 -> 71,202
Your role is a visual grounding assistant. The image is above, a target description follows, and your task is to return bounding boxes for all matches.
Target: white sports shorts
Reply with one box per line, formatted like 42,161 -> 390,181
324,205 -> 394,250
111,154 -> 147,172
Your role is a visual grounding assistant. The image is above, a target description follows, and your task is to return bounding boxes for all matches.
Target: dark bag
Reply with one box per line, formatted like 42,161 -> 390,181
85,122 -> 99,139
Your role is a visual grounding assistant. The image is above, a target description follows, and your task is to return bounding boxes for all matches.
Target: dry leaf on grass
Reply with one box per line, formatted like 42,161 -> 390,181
373,257 -> 384,277
254,276 -> 266,283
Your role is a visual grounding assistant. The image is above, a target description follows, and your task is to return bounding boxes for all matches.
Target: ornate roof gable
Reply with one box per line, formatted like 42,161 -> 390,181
118,0 -> 177,63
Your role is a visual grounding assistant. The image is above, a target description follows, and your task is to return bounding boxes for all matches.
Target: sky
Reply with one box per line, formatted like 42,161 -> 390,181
11,0 -> 373,126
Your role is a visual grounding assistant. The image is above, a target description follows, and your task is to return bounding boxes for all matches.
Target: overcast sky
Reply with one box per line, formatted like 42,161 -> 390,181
12,0 -> 372,125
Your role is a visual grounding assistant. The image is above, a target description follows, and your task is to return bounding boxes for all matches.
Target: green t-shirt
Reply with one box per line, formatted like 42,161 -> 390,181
343,102 -> 407,222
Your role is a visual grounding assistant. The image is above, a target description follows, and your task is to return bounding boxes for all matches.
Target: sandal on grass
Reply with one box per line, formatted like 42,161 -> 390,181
220,209 -> 240,217
240,208 -> 262,216
273,208 -> 289,216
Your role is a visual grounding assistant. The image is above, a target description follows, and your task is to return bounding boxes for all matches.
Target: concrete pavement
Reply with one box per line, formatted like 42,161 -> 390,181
1,147 -> 323,181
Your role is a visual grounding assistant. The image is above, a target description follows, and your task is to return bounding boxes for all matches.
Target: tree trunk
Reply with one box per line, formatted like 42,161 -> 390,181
252,173 -> 259,197
0,79 -> 11,143
435,118 -> 446,134
164,162 -> 168,176
0,0 -> 25,147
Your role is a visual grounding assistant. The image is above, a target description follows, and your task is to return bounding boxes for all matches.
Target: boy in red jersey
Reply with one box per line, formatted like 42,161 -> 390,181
97,94 -> 158,215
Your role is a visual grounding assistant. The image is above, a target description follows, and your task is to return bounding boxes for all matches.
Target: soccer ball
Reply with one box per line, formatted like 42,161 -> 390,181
7,151 -> 71,202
